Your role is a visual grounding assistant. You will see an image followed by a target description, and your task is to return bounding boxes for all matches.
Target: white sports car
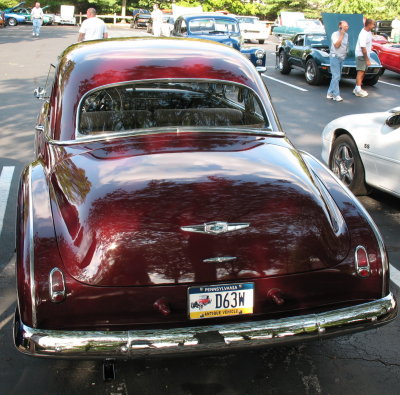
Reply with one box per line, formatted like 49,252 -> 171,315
321,107 -> 400,197
236,16 -> 269,44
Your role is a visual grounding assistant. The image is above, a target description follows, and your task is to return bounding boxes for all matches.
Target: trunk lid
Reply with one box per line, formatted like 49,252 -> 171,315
50,133 -> 350,286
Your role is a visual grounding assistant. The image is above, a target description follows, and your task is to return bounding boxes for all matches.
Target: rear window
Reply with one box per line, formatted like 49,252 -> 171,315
78,80 -> 269,136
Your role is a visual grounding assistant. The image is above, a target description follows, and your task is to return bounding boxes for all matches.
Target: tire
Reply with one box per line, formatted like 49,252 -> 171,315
330,134 -> 369,195
278,51 -> 291,74
258,39 -> 264,44
305,58 -> 322,85
7,17 -> 17,27
363,73 -> 380,86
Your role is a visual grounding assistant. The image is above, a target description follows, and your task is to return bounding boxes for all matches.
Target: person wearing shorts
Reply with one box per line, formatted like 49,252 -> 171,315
354,19 -> 375,97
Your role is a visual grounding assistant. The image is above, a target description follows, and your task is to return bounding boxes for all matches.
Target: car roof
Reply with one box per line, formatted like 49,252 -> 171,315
178,13 -> 238,22
51,38 -> 266,141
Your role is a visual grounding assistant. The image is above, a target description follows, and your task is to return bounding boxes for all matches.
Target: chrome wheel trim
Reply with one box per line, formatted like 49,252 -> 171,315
332,143 -> 355,186
305,61 -> 315,82
278,53 -> 284,70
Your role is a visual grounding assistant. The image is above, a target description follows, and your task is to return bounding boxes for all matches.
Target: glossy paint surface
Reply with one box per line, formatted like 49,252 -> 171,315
49,133 -> 349,287
372,43 -> 400,73
50,38 -> 273,141
16,38 -> 390,331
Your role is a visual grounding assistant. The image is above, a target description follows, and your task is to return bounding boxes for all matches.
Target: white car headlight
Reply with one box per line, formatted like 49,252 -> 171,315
255,49 -> 265,59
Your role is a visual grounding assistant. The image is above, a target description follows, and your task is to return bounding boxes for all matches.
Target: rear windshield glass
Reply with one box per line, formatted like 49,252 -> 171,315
188,18 -> 239,34
78,80 -> 269,135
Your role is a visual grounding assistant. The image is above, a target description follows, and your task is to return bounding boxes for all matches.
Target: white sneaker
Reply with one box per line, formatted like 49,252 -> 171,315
326,93 -> 334,100
353,88 -> 368,97
32,33 -> 35,36
333,95 -> 343,102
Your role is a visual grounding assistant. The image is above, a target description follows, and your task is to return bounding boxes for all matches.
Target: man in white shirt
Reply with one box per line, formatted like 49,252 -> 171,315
78,8 -> 108,42
30,2 -> 43,37
151,4 -> 163,37
327,20 -> 349,102
354,18 -> 375,97
391,17 -> 400,43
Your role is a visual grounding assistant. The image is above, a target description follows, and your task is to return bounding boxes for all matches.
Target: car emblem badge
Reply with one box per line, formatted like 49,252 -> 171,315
180,221 -> 250,235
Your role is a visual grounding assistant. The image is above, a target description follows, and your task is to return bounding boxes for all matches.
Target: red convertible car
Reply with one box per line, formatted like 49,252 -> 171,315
372,41 -> 400,74
14,38 -> 396,360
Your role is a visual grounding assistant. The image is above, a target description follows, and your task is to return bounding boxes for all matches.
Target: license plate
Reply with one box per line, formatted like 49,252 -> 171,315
188,283 -> 254,320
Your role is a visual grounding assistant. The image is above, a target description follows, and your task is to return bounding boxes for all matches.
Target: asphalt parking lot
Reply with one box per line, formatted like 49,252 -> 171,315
0,24 -> 399,395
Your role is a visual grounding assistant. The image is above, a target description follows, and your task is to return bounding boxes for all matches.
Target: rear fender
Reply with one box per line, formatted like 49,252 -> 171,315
16,161 -> 64,328
300,151 -> 389,297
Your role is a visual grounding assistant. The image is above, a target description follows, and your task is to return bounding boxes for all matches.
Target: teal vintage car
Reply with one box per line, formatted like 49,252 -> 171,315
276,13 -> 382,85
272,19 -> 324,39
8,2 -> 54,26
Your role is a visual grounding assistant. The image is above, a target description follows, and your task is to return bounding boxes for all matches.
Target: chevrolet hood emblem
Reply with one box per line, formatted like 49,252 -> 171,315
180,221 -> 250,235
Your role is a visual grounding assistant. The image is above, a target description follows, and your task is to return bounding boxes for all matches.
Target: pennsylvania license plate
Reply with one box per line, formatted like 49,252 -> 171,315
188,283 -> 254,320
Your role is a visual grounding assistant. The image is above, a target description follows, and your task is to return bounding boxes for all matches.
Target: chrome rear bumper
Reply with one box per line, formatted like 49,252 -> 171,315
14,293 -> 396,358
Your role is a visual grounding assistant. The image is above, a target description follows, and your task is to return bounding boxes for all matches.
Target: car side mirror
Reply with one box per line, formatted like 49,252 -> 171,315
386,113 -> 400,128
34,87 -> 46,100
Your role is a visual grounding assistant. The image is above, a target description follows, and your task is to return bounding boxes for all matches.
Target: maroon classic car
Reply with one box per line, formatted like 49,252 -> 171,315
372,41 -> 400,74
14,37 -> 396,360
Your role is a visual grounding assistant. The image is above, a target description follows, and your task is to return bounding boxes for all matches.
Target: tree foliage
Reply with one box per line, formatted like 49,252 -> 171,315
0,0 -> 399,19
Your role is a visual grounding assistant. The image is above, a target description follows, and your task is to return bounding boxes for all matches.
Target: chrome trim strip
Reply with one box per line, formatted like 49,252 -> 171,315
299,151 -> 390,297
14,293 -> 396,358
49,268 -> 66,303
28,165 -> 37,328
355,246 -> 370,276
47,128 -> 284,146
203,257 -> 237,263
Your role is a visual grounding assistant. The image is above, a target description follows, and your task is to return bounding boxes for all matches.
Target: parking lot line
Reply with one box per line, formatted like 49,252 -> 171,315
379,80 -> 400,88
0,166 -> 15,236
390,264 -> 400,289
262,75 -> 309,92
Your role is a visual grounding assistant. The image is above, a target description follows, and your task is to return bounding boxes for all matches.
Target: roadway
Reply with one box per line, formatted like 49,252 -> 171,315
0,24 -> 399,394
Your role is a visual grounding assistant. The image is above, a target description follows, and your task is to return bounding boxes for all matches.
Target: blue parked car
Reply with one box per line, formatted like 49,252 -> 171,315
171,13 -> 266,72
4,1 -> 28,26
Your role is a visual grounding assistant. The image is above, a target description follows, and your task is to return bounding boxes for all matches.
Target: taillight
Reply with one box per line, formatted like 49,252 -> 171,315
355,246 -> 370,277
49,268 -> 66,303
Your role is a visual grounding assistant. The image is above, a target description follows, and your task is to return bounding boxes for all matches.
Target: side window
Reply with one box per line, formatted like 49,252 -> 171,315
295,35 -> 304,46
181,20 -> 187,34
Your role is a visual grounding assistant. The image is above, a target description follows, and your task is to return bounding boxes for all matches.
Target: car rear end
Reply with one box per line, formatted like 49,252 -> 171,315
14,38 -> 396,359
